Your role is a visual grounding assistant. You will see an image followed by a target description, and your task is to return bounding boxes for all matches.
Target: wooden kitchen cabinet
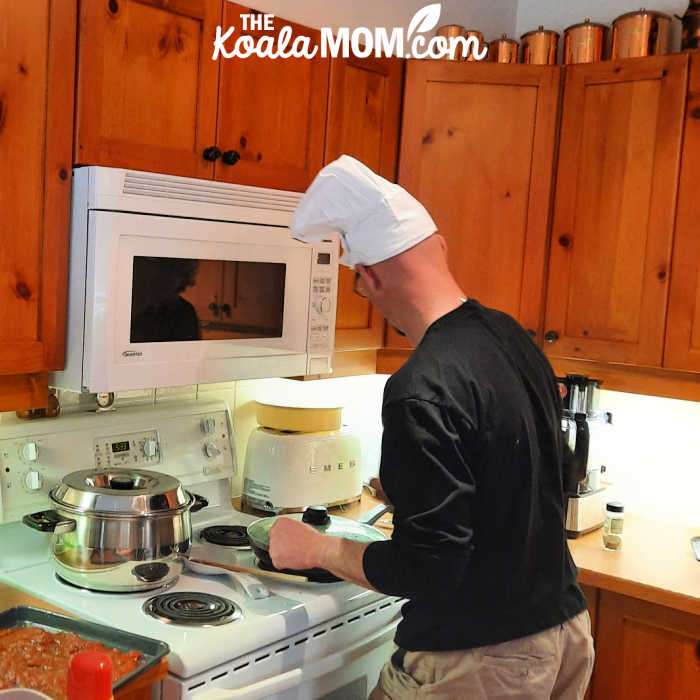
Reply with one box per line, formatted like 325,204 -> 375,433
215,4 -> 329,191
544,54 -> 688,367
379,60 -> 561,371
0,1 -> 77,410
665,52 -> 700,373
591,590 -> 700,699
325,55 -> 404,352
75,0 -> 221,179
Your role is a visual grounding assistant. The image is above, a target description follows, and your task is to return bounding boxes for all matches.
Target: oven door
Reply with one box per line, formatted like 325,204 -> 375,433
187,621 -> 396,700
83,211 -> 318,392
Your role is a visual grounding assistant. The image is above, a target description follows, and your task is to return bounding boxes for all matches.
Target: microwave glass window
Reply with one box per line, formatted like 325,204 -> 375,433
130,257 -> 286,342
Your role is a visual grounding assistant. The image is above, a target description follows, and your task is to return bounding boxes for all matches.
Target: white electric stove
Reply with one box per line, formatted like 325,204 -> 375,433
0,400 -> 401,699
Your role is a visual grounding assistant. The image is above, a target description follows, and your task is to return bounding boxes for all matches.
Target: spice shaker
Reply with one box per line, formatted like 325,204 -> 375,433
603,501 -> 624,551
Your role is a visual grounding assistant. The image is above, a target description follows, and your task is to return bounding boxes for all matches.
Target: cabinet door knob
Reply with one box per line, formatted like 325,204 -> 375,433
203,146 -> 222,162
526,329 -> 537,339
222,150 -> 241,166
221,303 -> 231,317
544,330 -> 559,344
208,302 -> 220,316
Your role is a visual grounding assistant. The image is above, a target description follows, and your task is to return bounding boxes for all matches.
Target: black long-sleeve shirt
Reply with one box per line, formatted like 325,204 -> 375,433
362,300 -> 586,651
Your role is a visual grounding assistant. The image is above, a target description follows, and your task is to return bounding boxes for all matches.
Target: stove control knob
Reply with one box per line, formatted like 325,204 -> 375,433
141,439 -> 158,458
21,442 -> 39,462
24,471 -> 43,491
201,417 -> 216,435
203,442 -> 221,458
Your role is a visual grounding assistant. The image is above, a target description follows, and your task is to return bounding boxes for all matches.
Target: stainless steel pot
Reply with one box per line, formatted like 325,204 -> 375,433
23,469 -> 206,592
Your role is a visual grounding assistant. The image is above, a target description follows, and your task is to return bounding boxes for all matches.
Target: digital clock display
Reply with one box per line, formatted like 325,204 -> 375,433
111,441 -> 130,453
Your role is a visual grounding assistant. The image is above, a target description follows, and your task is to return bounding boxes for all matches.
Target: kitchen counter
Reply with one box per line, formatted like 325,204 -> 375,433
568,515 -> 700,616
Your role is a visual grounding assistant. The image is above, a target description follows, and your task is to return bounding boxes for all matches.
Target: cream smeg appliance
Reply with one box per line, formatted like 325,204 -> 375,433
51,166 -> 339,393
243,403 -> 363,513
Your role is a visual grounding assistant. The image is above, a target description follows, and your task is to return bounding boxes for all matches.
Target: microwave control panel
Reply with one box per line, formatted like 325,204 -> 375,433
308,245 -> 338,369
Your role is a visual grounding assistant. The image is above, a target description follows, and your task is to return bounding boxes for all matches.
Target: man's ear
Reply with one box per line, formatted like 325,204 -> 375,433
356,264 -> 381,293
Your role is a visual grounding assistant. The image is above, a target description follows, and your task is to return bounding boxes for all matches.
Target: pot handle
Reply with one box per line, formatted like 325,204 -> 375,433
189,493 -> 209,513
358,503 -> 392,526
23,510 -> 76,534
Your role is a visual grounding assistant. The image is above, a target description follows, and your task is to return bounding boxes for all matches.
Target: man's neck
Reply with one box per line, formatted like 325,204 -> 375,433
406,295 -> 468,347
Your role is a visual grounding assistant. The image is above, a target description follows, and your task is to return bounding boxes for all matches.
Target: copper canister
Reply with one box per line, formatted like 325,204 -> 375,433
521,26 -> 559,65
463,29 -> 485,61
488,34 -> 519,63
563,18 -> 608,64
611,8 -> 671,58
680,1 -> 700,50
436,25 -> 466,61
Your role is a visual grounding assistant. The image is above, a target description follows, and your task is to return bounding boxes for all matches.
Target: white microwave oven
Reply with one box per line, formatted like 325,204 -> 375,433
51,167 -> 339,393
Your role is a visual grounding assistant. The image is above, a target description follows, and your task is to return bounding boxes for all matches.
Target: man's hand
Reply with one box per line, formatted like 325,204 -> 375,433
369,477 -> 391,506
267,516 -> 376,590
268,518 -> 326,571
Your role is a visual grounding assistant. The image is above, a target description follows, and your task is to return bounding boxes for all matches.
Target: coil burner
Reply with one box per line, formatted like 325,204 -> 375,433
143,592 -> 242,626
200,525 -> 251,549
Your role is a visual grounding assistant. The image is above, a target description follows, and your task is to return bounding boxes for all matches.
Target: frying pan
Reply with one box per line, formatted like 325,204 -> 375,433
247,504 -> 390,582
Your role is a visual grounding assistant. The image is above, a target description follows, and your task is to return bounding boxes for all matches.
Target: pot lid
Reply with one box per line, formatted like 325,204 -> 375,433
564,18 -> 609,32
613,8 -> 671,23
51,469 -> 191,516
247,505 -> 386,551
490,34 -> 518,45
521,25 -> 559,39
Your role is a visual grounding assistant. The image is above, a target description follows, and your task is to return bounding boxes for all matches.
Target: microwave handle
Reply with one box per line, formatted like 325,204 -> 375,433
195,621 -> 396,699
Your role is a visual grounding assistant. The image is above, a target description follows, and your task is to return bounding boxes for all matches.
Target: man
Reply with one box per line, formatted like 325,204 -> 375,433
268,156 -> 594,699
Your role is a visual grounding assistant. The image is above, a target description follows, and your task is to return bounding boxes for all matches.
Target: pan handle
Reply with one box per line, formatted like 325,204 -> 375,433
23,510 -> 76,534
358,503 -> 391,526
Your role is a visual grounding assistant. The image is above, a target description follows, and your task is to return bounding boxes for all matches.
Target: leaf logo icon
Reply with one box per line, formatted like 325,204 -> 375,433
407,3 -> 442,41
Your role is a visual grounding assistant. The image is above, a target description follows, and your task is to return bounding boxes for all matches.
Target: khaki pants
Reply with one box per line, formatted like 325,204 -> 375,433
369,611 -> 594,700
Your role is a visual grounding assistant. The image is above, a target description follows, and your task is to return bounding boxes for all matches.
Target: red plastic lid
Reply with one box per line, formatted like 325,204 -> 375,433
67,651 -> 113,700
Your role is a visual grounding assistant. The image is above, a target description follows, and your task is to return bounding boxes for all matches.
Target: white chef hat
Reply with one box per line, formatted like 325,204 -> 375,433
290,155 -> 437,268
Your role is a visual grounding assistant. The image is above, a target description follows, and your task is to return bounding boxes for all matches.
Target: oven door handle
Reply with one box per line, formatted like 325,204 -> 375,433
196,620 -> 397,699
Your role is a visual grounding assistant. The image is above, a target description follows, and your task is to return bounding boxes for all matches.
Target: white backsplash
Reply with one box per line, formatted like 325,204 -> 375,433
2,377 -> 698,526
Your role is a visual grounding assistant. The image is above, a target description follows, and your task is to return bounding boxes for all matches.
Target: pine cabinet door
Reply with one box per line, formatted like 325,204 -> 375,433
215,4 -> 329,191
593,591 -> 700,700
325,55 -> 404,351
75,0 -> 220,179
665,52 -> 700,373
0,1 -> 76,409
544,55 -> 688,366
384,60 -> 560,353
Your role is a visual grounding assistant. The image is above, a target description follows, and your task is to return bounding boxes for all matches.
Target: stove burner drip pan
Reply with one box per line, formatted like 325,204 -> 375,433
143,592 -> 242,626
200,525 -> 251,548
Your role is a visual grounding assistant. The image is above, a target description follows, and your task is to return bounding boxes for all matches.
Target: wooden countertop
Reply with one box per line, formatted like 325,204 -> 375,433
568,515 -> 700,615
321,494 -> 700,616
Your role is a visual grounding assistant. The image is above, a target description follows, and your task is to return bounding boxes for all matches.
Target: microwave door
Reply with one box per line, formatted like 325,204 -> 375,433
83,212 -> 318,391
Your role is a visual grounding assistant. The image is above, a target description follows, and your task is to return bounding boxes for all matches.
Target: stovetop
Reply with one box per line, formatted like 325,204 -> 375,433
0,400 -> 397,682
0,508 -> 386,678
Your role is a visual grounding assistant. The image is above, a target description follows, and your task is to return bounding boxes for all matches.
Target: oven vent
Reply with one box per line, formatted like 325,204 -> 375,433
122,171 -> 303,213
